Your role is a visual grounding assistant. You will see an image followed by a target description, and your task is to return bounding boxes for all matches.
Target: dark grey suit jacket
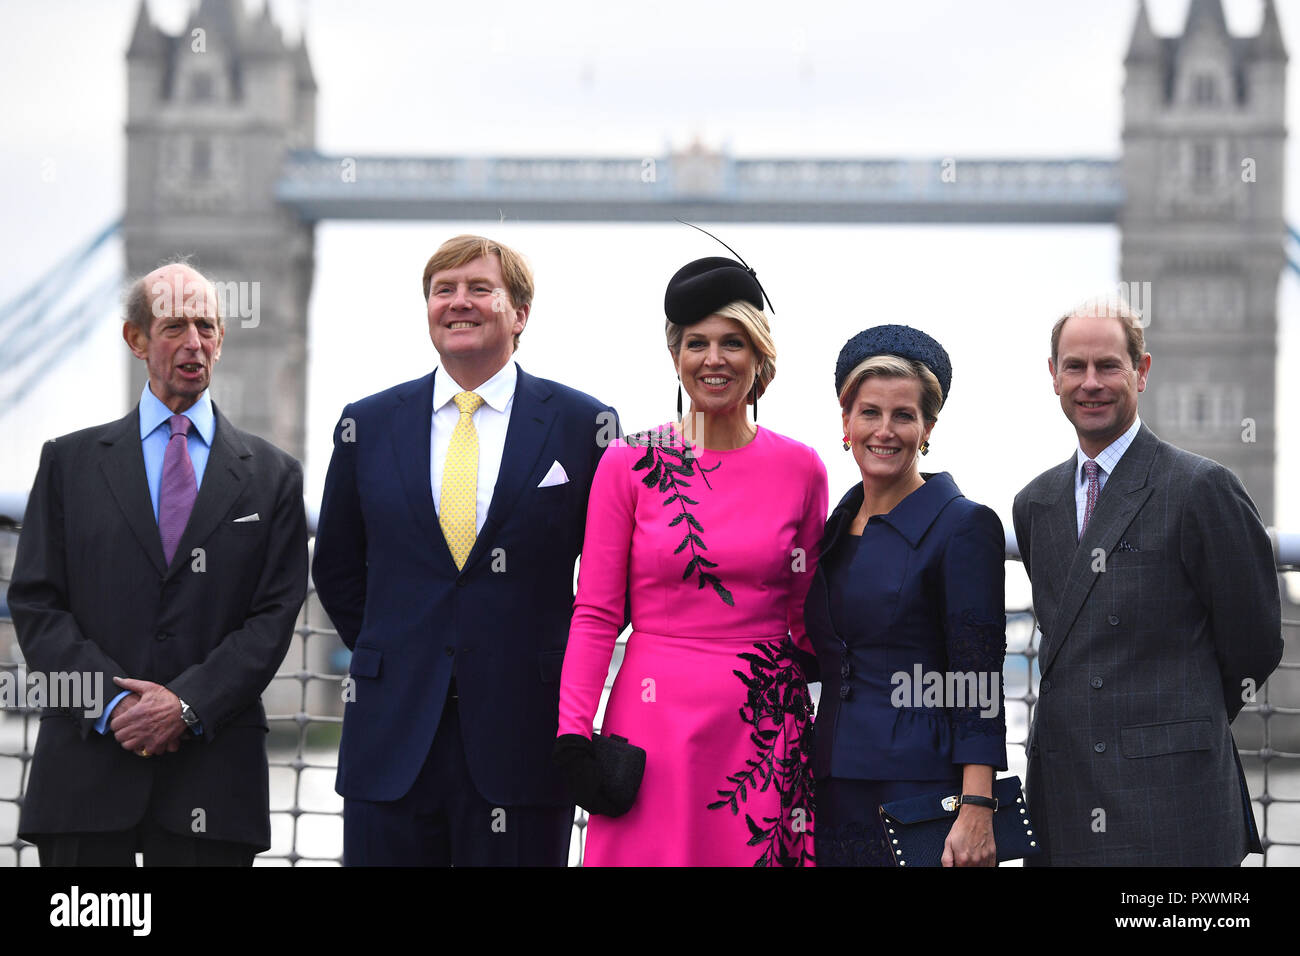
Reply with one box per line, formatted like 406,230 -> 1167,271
1012,424 -> 1281,866
9,404 -> 308,850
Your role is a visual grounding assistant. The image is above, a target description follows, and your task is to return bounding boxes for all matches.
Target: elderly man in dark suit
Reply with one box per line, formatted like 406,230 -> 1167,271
313,234 -> 617,866
1012,300 -> 1282,866
9,261 -> 307,866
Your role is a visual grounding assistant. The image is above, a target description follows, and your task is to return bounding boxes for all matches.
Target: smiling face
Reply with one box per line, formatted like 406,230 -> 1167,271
842,374 -> 934,486
671,315 -> 758,416
1050,310 -> 1150,458
123,264 -> 224,414
427,254 -> 529,386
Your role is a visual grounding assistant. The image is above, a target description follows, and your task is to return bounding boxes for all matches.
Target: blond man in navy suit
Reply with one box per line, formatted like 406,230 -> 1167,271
313,235 -> 618,866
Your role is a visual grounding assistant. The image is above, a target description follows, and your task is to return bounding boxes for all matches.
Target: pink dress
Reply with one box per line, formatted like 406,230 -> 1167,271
558,423 -> 829,866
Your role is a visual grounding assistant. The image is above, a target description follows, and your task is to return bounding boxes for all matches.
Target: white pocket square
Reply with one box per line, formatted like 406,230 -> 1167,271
537,461 -> 569,488
233,513 -> 260,523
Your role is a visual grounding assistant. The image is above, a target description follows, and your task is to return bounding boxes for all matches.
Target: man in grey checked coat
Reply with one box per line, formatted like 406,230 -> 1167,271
1012,301 -> 1282,866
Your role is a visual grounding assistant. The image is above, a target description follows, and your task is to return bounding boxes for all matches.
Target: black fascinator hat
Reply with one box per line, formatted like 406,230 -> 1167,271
663,221 -> 775,326
664,257 -> 764,326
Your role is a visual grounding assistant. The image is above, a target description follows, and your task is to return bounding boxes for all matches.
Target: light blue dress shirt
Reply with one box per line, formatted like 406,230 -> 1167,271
138,383 -> 215,520
95,383 -> 215,735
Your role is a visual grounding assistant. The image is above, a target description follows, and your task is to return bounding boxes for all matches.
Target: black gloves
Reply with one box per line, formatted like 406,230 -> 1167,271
552,734 -> 625,817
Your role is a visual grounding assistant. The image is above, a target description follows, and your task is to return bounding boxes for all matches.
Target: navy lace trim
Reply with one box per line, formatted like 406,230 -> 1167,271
946,610 -> 1006,738
815,819 -> 896,867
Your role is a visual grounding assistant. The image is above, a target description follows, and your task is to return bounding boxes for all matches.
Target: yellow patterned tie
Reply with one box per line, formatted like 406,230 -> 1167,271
440,391 -> 486,570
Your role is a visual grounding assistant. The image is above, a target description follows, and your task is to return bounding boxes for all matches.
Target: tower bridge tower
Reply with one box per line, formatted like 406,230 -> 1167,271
124,0 -> 316,459
1121,0 -> 1287,521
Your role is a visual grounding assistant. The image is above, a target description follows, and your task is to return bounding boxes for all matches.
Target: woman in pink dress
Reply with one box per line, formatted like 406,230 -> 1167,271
554,256 -> 828,866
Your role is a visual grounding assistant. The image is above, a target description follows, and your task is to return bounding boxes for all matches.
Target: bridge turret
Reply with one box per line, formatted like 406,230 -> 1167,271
1123,1 -> 1163,121
1246,0 -> 1288,122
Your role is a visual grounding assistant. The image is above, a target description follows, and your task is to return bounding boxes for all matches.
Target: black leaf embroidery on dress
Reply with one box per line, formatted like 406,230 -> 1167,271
706,639 -> 815,867
627,425 -> 732,606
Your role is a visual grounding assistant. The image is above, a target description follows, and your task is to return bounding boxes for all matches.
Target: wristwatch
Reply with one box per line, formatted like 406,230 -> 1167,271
179,698 -> 200,732
958,793 -> 998,811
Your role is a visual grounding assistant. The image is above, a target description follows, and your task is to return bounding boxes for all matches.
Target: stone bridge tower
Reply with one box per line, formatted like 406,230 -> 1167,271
124,0 -> 316,460
1121,0 -> 1287,522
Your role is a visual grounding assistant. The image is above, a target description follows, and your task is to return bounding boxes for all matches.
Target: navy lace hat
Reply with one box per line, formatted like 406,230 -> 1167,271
834,325 -> 952,404
664,257 -> 765,326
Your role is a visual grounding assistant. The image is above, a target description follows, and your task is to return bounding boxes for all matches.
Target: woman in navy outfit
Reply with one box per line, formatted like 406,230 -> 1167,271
805,326 -> 1007,866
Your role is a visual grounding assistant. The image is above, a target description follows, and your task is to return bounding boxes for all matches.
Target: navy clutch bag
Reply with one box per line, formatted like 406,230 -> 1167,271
878,776 -> 1043,867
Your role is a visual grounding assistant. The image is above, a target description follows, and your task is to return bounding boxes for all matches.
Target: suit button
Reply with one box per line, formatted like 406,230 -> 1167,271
1090,677 -> 1103,689
444,646 -> 454,657
154,632 -> 169,642
839,659 -> 851,680
839,684 -> 852,700
456,578 -> 467,588
1040,678 -> 1051,692
1094,742 -> 1106,753
1108,614 -> 1119,626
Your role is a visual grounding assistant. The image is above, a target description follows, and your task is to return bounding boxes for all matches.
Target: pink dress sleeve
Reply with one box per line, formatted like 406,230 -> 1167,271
558,443 -> 635,739
787,446 -> 829,658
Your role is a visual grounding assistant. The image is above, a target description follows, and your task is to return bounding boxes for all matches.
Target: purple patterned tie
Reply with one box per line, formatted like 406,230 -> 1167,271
1080,459 -> 1100,539
159,414 -> 196,564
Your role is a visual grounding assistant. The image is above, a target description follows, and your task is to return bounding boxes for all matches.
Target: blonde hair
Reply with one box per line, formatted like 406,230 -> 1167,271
837,354 -> 943,423
665,300 -> 777,398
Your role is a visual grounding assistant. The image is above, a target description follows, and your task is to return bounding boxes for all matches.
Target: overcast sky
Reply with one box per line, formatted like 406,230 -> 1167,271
1,0 -> 1296,534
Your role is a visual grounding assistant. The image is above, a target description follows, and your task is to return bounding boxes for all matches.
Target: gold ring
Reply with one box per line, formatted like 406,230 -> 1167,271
138,749 -> 150,758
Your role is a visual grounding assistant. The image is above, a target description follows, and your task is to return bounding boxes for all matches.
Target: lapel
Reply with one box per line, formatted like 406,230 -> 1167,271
819,483 -> 862,560
462,365 -> 558,571
166,405 -> 252,579
98,408 -> 167,576
1039,425 -> 1157,675
390,372 -> 455,571
1027,456 -> 1078,612
812,483 -> 863,641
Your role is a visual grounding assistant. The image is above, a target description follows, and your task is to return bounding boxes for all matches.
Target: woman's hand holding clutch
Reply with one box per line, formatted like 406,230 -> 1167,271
942,804 -> 997,867
552,734 -> 628,817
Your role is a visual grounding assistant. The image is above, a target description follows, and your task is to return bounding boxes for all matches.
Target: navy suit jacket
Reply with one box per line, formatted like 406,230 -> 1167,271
804,473 -> 1008,782
312,364 -> 617,807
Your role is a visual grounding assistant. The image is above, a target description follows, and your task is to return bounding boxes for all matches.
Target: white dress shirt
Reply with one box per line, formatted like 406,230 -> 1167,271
1075,415 -> 1142,538
430,361 -> 517,535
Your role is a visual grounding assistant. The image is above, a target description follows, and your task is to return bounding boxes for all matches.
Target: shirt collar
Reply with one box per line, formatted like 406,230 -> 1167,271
433,360 -> 517,414
1075,415 -> 1141,484
138,382 -> 215,445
